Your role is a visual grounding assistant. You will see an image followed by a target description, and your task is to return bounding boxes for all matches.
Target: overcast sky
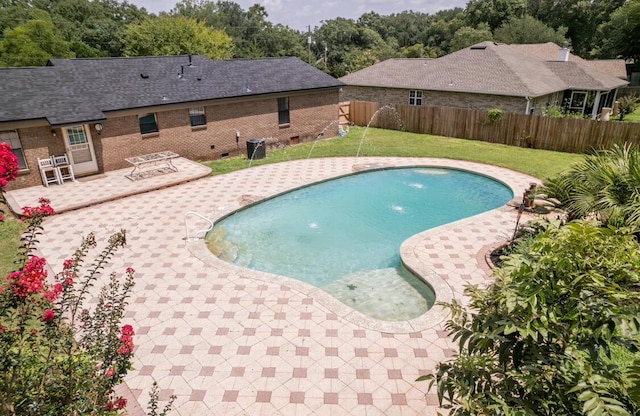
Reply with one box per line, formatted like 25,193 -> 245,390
126,0 -> 468,32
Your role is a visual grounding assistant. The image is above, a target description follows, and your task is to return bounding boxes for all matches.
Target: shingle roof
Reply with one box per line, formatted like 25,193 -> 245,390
340,42 -> 627,97
0,55 -> 343,126
510,42 -> 628,80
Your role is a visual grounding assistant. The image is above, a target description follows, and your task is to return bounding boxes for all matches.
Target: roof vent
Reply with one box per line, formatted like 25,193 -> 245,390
188,54 -> 193,67
470,45 -> 487,50
140,73 -> 149,79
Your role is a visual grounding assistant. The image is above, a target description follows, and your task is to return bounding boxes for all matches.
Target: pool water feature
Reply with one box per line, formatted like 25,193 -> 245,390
207,167 -> 513,321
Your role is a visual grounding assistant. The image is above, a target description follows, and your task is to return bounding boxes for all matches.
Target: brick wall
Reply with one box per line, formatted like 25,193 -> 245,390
7,127 -> 66,190
7,89 -> 340,189
340,86 -> 529,114
97,90 -> 339,171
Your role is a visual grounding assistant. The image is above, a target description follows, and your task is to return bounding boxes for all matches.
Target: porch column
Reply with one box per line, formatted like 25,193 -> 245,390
591,91 -> 603,120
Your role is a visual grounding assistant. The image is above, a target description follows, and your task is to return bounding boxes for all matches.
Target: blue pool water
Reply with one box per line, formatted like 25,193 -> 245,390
207,167 -> 513,320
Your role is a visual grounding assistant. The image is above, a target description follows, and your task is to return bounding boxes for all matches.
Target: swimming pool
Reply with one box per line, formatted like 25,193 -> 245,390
207,167 -> 513,321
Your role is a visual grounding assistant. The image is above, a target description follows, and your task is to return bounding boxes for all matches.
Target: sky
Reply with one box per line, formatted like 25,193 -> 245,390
126,0 -> 468,32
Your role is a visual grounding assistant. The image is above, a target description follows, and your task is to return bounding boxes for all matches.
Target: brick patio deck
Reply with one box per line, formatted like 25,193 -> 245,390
7,157 -> 539,415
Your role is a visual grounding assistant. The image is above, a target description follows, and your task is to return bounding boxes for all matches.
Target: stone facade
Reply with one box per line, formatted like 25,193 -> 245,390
340,86 -> 553,115
6,89 -> 340,190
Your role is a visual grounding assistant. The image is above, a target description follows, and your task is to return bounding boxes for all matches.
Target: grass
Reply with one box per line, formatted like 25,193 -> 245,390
612,106 -> 640,123
0,205 -> 24,278
204,126 -> 583,180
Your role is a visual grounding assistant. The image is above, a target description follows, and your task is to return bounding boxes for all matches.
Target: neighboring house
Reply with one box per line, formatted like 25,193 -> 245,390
0,55 -> 344,190
509,42 -> 628,81
339,41 -> 628,120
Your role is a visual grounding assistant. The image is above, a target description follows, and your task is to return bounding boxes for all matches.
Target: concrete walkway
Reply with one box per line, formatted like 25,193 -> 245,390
8,157 -> 539,415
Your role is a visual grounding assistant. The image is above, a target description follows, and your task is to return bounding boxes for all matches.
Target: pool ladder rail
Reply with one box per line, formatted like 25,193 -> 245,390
184,211 -> 214,240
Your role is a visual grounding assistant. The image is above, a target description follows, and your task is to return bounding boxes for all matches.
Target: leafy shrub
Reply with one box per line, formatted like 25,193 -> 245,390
0,138 -> 174,415
422,221 -> 640,415
483,108 -> 504,125
618,94 -> 640,121
541,143 -> 640,230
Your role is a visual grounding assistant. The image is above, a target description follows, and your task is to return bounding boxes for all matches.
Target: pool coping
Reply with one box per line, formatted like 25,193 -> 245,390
187,161 -> 538,333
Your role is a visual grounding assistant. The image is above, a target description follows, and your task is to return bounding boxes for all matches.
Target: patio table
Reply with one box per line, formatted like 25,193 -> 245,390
125,151 -> 179,180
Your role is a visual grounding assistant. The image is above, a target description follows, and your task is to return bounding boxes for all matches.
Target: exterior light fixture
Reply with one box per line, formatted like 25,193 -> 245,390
94,123 -> 104,134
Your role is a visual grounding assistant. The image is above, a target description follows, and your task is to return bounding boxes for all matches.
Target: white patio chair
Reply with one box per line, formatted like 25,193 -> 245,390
52,153 -> 75,183
37,157 -> 61,187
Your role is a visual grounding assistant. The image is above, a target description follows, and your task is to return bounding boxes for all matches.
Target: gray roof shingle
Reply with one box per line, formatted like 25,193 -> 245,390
339,42 -> 627,97
0,55 -> 343,126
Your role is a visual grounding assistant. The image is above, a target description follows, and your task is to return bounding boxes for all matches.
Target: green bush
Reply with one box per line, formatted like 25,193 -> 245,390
423,220 -> 640,415
618,94 -> 640,121
483,108 -> 504,125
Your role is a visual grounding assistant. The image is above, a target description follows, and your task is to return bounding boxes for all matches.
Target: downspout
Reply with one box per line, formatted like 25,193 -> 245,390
525,96 -> 531,115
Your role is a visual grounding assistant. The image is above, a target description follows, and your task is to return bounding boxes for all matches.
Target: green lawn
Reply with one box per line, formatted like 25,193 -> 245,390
0,211 -> 24,277
205,127 -> 582,180
612,106 -> 640,123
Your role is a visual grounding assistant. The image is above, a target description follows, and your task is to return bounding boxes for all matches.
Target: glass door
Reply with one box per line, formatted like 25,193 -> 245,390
63,125 -> 98,175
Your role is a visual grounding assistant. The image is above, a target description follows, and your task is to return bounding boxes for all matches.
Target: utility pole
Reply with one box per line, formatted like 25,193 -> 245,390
307,25 -> 312,64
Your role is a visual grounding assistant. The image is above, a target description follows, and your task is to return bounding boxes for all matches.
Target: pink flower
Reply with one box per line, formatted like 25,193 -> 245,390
125,267 -> 135,274
63,259 -> 76,269
42,309 -> 55,322
21,199 -> 55,221
116,397 -> 127,409
0,143 -> 19,191
106,368 -> 115,378
0,213 -> 4,222
121,324 -> 135,336
117,344 -> 132,355
43,282 -> 64,302
7,256 -> 48,298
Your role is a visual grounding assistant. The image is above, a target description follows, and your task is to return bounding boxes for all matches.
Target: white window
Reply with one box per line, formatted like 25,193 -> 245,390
409,90 -> 423,106
189,107 -> 206,127
0,130 -> 27,170
568,91 -> 587,113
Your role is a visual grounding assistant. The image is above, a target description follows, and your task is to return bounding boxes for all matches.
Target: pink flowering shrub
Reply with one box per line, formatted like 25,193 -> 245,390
0,133 -> 173,416
0,142 -> 19,221
0,213 -> 136,415
0,142 -> 18,191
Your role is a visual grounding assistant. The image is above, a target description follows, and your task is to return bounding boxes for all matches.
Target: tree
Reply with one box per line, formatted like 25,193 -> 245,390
421,8 -> 467,56
527,0 -> 626,58
425,220 -> 640,415
465,0 -> 527,31
595,0 -> 640,60
494,15 -> 567,44
449,23 -> 493,52
0,12 -> 73,66
122,15 -> 234,59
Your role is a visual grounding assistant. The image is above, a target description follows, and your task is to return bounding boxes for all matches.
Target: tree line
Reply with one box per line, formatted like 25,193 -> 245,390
0,0 -> 638,78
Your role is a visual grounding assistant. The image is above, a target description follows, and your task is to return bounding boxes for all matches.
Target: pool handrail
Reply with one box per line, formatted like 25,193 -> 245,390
184,211 -> 214,240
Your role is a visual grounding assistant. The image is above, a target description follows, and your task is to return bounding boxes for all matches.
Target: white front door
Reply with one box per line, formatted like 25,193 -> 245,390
63,125 -> 98,175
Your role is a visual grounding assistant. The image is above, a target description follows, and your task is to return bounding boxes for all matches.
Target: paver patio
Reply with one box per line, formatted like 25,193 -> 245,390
7,156 -> 539,415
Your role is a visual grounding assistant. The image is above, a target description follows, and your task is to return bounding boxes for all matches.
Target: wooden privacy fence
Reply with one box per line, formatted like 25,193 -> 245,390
348,101 -> 640,154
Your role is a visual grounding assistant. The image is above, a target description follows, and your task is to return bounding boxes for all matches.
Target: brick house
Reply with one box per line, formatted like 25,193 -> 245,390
339,41 -> 627,119
0,55 -> 344,190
